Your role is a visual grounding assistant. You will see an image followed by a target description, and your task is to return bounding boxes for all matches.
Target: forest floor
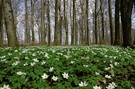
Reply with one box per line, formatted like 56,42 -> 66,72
0,45 -> 135,89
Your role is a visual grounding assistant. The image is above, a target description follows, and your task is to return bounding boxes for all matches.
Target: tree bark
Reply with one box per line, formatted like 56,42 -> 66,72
3,0 -> 18,47
53,0 -> 59,45
86,0 -> 89,45
59,0 -> 62,45
47,0 -> 51,46
41,0 -> 46,45
64,0 -> 68,45
114,0 -> 121,45
95,0 -> 98,44
0,0 -> 3,47
25,0 -> 30,44
108,0 -> 114,45
71,0 -> 76,45
100,0 -> 105,43
120,0 -> 133,47
30,0 -> 36,44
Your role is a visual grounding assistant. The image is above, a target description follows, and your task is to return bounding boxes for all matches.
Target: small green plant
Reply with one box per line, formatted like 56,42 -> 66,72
0,46 -> 135,89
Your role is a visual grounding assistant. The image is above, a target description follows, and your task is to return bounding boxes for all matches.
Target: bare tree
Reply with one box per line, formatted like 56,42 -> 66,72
100,0 -> 105,43
53,0 -> 59,45
41,0 -> 46,45
94,0 -> 98,44
64,0 -> 68,45
114,0 -> 121,45
120,0 -> 134,47
58,0 -> 63,45
25,0 -> 30,44
71,0 -> 76,45
30,0 -> 36,43
3,0 -> 18,47
47,0 -> 51,46
85,0 -> 89,45
0,0 -> 3,47
108,0 -> 114,45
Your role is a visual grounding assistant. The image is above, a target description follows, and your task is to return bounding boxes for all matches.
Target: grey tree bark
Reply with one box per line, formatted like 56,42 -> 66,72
53,0 -> 59,45
86,0 -> 89,45
100,0 -> 105,43
25,0 -> 30,44
64,0 -> 68,45
30,0 -> 36,44
47,0 -> 51,46
3,0 -> 18,47
41,0 -> 46,45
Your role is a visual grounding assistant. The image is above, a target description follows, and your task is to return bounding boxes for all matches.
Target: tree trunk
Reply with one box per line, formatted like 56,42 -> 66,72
114,0 -> 121,45
95,0 -> 98,44
0,0 -> 3,47
3,0 -> 18,47
108,0 -> 114,45
64,0 -> 68,45
120,0 -> 133,47
41,0 -> 46,45
59,0 -> 62,45
25,0 -> 30,44
47,0 -> 51,46
71,0 -> 76,45
80,1 -> 85,45
30,0 -> 36,44
86,0 -> 89,45
100,0 -> 105,43
53,0 -> 59,45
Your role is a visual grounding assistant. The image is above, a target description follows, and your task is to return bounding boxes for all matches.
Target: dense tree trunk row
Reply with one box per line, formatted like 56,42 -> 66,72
0,0 -> 135,47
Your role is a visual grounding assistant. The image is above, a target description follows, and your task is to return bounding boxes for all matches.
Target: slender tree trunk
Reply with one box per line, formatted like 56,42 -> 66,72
86,0 -> 89,45
100,0 -> 105,43
47,0 -> 51,46
41,0 -> 46,45
108,0 -> 114,45
71,0 -> 76,45
3,0 -> 18,47
120,0 -> 134,47
80,1 -> 84,45
64,0 -> 68,45
0,0 -> 3,47
114,0 -> 121,45
25,0 -> 30,44
30,0 -> 35,43
92,13 -> 95,44
59,0 -> 62,45
70,0 -> 72,45
53,0 -> 59,45
95,0 -> 98,44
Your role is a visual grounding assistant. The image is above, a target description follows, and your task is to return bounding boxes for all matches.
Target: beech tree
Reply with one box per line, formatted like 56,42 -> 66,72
25,0 -> 30,44
120,0 -> 134,47
108,0 -> 114,45
3,0 -> 18,47
0,0 -> 3,47
41,0 -> 46,45
114,0 -> 121,45
47,0 -> 51,46
53,0 -> 59,45
30,0 -> 36,43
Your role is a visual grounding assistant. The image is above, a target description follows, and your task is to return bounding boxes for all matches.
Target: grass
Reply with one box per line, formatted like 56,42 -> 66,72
0,45 -> 135,89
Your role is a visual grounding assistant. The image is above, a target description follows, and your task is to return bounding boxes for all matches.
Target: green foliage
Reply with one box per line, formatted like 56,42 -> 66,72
0,46 -> 135,88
